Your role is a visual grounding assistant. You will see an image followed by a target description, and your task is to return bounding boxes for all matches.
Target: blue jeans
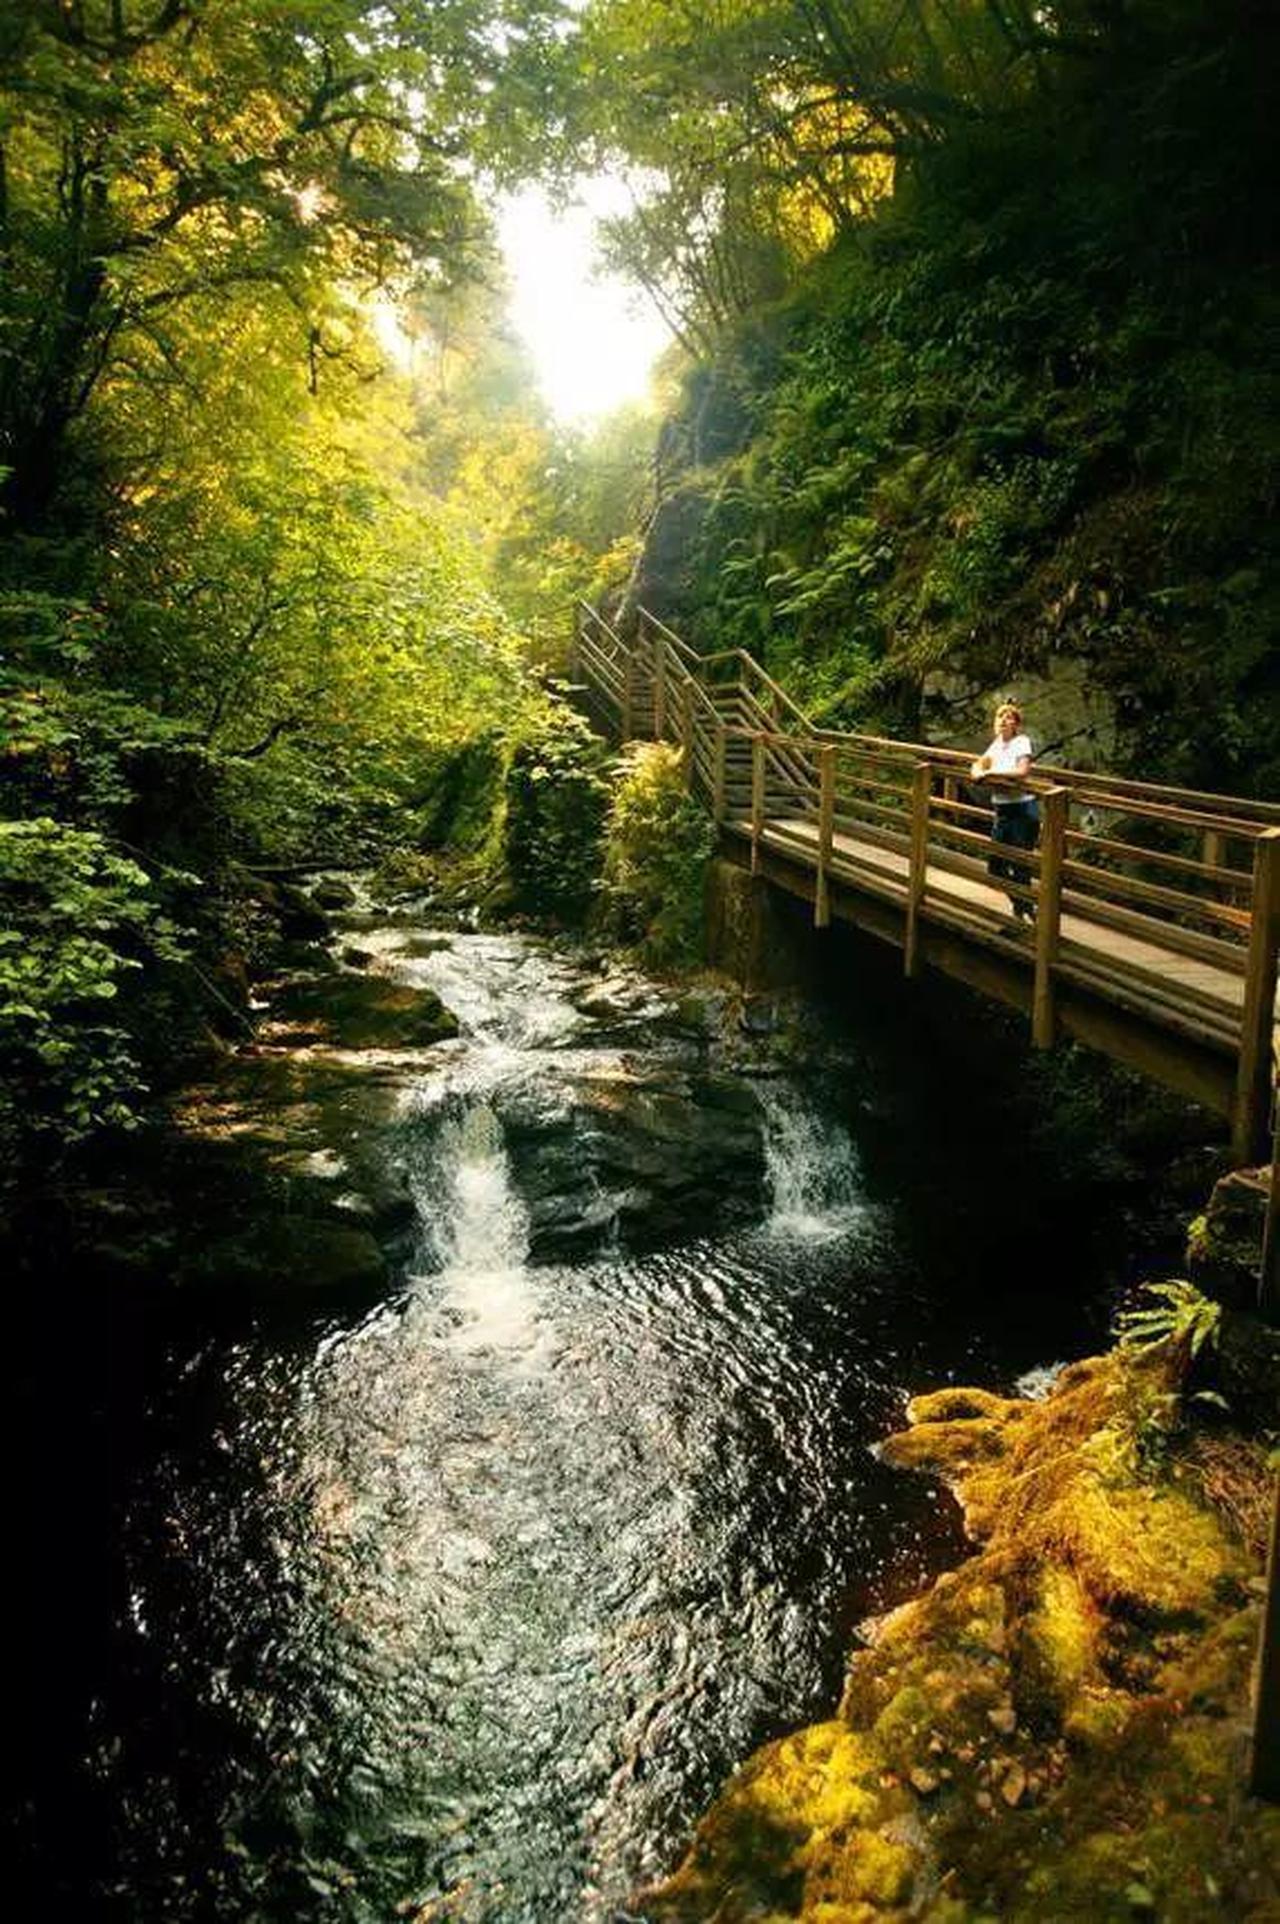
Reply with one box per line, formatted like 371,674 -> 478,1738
989,800 -> 1039,915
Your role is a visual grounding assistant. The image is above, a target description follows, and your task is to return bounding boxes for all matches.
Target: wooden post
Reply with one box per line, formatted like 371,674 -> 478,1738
904,761 -> 931,979
712,720 -> 728,824
568,603 -> 581,683
1203,827 -> 1226,906
1251,1475 -> 1280,1801
751,733 -> 765,874
653,633 -> 667,742
1233,829 -> 1280,1163
681,678 -> 696,790
1033,787 -> 1069,1049
620,646 -> 634,745
815,745 -> 835,929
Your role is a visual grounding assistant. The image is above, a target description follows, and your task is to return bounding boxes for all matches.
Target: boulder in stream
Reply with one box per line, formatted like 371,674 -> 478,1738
506,1066 -> 766,1259
266,973 -> 459,1050
311,878 -> 359,910
178,1216 -> 388,1300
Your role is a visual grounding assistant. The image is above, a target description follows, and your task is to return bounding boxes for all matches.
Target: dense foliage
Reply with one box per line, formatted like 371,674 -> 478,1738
0,0 -> 639,1185
503,705 -> 611,921
552,1 -> 1279,792
597,742 -> 715,967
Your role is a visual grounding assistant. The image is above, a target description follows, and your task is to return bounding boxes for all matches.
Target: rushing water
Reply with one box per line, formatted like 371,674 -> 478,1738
19,921 -> 1131,1921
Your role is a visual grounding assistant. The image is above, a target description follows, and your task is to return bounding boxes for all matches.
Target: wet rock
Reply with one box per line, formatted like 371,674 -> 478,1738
1186,1167 -> 1268,1310
671,985 -> 733,1038
340,945 -> 376,968
504,1066 -> 765,1259
575,976 -> 655,1021
739,994 -> 782,1036
278,1157 -> 418,1240
397,934 -> 455,960
266,973 -> 459,1050
312,878 -> 358,909
276,881 -> 331,941
178,1216 -> 388,1300
1211,1308 -> 1280,1429
276,938 -> 338,975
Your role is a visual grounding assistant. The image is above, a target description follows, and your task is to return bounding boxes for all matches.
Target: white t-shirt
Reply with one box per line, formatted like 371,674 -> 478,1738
983,732 -> 1033,804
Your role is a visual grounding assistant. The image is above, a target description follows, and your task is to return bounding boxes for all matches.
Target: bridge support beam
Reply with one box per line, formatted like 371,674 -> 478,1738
1233,829 -> 1280,1163
620,649 -> 635,744
568,602 -> 581,683
1261,1091 -> 1280,1324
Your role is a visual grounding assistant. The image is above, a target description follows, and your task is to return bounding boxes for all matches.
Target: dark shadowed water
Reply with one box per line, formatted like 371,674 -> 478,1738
16,925 -> 1146,1921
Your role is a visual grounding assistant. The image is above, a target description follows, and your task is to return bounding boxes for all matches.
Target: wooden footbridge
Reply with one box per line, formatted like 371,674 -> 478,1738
570,602 -> 1280,1166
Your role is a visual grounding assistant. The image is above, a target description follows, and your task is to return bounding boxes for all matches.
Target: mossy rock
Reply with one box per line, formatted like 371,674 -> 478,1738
1208,1308 -> 1280,1430
266,973 -> 459,1050
1185,1168 -> 1269,1310
907,1387 -> 1021,1425
1013,1566 -> 1101,1726
644,1343 -> 1277,1922
311,878 -> 358,909
878,1414 -> 1011,1480
177,1216 -> 388,1300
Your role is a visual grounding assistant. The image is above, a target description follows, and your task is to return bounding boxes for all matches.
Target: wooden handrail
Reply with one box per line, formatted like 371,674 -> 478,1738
575,600 -> 1280,1151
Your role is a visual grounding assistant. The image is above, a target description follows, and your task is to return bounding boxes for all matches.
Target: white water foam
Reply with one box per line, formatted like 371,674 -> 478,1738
410,1102 -> 545,1357
759,1083 -> 867,1242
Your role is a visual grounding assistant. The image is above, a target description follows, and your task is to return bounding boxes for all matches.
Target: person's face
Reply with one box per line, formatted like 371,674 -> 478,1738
996,712 -> 1017,740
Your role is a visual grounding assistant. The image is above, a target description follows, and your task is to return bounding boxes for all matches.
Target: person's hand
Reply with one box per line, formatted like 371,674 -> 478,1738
970,758 -> 987,779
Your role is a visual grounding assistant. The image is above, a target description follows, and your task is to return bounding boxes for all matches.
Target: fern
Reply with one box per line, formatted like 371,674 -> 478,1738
1115,1280 -> 1222,1359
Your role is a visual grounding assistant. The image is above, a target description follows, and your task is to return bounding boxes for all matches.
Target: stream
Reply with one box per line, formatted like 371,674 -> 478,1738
18,910 -> 1145,1921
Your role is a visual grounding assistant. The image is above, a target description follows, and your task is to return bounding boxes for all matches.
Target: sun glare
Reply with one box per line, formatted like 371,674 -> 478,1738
495,178 -> 671,424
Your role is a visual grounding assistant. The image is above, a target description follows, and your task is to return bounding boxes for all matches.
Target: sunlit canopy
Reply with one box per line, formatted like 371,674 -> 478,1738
495,178 -> 670,424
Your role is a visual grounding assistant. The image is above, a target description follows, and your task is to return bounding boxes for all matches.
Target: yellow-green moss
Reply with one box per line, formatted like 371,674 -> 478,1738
1015,1565 -> 1100,1722
642,1347 -> 1277,1921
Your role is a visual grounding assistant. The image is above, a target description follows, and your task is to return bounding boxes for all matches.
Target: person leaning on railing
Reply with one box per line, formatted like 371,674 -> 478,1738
971,701 -> 1039,927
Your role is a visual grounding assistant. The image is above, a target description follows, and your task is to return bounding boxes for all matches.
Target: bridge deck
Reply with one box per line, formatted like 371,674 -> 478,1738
747,814 -> 1247,1018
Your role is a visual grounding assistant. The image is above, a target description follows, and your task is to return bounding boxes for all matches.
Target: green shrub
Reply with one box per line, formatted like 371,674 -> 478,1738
502,706 -> 610,921
598,742 -> 715,968
0,818 -> 191,1162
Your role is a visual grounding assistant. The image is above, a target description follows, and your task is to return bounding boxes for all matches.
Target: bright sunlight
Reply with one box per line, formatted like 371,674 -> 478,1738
496,178 -> 670,423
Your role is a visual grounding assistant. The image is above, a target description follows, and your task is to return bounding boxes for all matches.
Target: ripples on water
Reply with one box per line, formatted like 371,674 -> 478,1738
29,926 -> 1102,1921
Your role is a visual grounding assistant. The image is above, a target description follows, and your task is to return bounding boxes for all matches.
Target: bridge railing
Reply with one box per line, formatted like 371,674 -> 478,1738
570,600 -> 1280,1154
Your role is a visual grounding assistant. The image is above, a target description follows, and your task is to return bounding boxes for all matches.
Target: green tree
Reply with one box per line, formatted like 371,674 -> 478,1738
0,0 -> 574,525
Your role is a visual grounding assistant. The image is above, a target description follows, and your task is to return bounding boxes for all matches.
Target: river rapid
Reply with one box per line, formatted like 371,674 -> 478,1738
19,912 -> 1141,1921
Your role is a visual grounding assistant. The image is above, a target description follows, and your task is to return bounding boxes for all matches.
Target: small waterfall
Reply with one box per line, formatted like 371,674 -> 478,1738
759,1083 -> 864,1239
411,1101 -> 539,1352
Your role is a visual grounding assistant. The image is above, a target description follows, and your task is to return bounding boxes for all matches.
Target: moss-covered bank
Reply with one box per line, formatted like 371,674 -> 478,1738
642,1341 -> 1278,1921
